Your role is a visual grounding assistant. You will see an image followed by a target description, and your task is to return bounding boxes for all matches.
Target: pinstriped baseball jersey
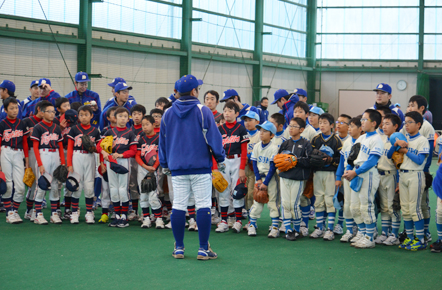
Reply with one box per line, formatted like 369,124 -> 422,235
400,119 -> 435,141
400,133 -> 430,171
67,124 -> 100,151
353,132 -> 384,166
250,141 -> 279,175
0,118 -> 29,150
137,131 -> 159,166
30,121 -> 62,149
22,116 -> 41,149
102,127 -> 137,154
377,133 -> 396,171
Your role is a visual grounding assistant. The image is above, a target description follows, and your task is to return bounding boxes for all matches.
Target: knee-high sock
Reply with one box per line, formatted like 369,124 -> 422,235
197,208 -> 211,250
171,209 -> 186,249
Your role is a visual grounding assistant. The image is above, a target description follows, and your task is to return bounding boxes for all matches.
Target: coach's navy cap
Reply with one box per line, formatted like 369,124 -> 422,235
66,172 -> 81,192
65,109 -> 78,124
256,121 -> 276,135
75,72 -> 91,83
38,173 -> 52,191
240,110 -> 260,122
109,156 -> 129,174
293,88 -> 307,97
0,80 -> 16,93
108,77 -> 126,87
176,75 -> 203,94
271,89 -> 289,105
0,172 -> 6,195
30,80 -> 39,88
38,78 -> 51,87
220,89 -> 238,102
232,180 -> 247,200
373,83 -> 392,94
115,82 -> 133,93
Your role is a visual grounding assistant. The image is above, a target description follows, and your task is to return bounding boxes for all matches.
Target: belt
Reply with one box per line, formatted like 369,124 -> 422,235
400,170 -> 418,173
226,154 -> 240,159
74,150 -> 89,154
378,170 -> 392,176
2,146 -> 23,152
41,149 -> 57,152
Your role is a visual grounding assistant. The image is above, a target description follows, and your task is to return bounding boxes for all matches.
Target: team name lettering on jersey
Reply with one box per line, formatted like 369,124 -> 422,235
41,132 -> 59,145
222,135 -> 240,146
3,129 -> 23,142
74,134 -> 96,147
141,144 -> 158,157
61,127 -> 71,136
114,137 -> 129,145
258,156 -> 270,164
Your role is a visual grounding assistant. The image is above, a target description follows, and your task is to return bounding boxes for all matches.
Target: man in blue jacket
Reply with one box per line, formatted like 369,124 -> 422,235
271,89 -> 299,128
21,80 -> 39,118
104,77 -> 136,109
257,97 -> 269,124
219,89 -> 259,126
22,78 -> 61,117
159,75 -> 225,260
371,83 -> 404,129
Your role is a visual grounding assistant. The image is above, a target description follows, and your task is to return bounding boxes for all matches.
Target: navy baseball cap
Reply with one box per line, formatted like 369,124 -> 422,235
65,109 -> 78,124
109,156 -> 129,174
0,172 -> 6,195
115,82 -> 133,93
232,180 -> 247,200
0,80 -> 16,93
66,172 -> 81,192
75,72 -> 91,83
38,173 -> 52,191
220,89 -> 238,102
373,83 -> 392,94
38,78 -> 51,87
293,88 -> 307,97
240,110 -> 260,122
108,77 -> 126,87
176,75 -> 203,94
30,80 -> 39,88
271,89 -> 289,105
256,121 -> 276,135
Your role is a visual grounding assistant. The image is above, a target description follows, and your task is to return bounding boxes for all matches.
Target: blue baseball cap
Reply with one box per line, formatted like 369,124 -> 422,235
394,103 -> 401,107
75,72 -> 91,83
271,89 -> 289,105
240,110 -> 260,122
109,156 -> 129,174
256,121 -> 276,135
114,82 -> 133,92
38,78 -> 51,87
108,77 -> 126,87
310,106 -> 324,115
38,173 -> 52,191
66,172 -> 81,192
220,89 -> 239,102
176,75 -> 203,94
373,83 -> 392,94
232,180 -> 247,200
30,80 -> 39,88
293,88 -> 307,97
0,80 -> 15,93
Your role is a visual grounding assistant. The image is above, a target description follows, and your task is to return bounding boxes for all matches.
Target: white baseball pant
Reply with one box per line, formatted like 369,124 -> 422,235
399,171 -> 425,222
33,149 -> 60,202
72,151 -> 95,199
25,149 -> 38,201
171,173 -> 212,211
137,165 -> 161,210
350,168 -> 380,225
313,171 -> 336,213
217,156 -> 242,208
279,178 -> 305,221
1,146 -> 25,202
106,158 -> 130,203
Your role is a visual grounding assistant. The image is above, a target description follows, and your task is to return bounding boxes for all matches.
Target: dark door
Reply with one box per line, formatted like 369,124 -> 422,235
429,76 -> 442,130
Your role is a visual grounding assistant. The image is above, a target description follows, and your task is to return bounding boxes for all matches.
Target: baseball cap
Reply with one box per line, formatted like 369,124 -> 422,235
0,80 -> 16,93
310,106 -> 324,116
240,110 -> 260,122
373,83 -> 392,94
38,78 -> 51,87
108,77 -> 126,87
114,82 -> 133,93
271,89 -> 289,105
30,80 -> 39,88
293,88 -> 307,97
0,172 -> 6,195
220,89 -> 239,102
232,179 -> 247,200
394,103 -> 401,107
176,75 -> 203,94
38,173 -> 53,190
65,109 -> 78,124
75,72 -> 91,83
66,172 -> 81,192
108,156 -> 129,174
256,121 -> 276,135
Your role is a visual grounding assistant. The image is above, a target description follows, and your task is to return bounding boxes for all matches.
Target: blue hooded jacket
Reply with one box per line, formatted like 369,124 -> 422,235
99,97 -> 137,131
159,95 -> 225,176
282,94 -> 299,128
22,90 -> 61,118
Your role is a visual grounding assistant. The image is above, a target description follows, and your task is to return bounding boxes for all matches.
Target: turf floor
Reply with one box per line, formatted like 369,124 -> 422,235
1,162 -> 442,289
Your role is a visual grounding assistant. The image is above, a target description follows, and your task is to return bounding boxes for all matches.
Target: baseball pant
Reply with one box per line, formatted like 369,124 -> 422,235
350,169 -> 380,225
378,172 -> 400,223
313,171 -> 336,213
171,174 -> 212,211
245,165 -> 255,210
399,171 -> 425,222
106,158 -> 130,203
1,146 -> 25,202
218,156 -> 242,208
250,176 -> 278,219
33,150 -> 60,202
101,176 -> 110,209
342,178 -> 352,219
279,178 -> 305,221
421,189 -> 431,219
129,158 -> 140,200
72,151 -> 95,199
137,165 -> 161,210
436,197 -> 442,225
166,175 -> 174,203
25,149 -> 38,201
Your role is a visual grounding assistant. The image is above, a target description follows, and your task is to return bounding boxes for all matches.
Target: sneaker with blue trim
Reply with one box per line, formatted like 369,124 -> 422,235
172,243 -> 185,259
197,244 -> 217,260
109,214 -> 120,227
405,238 -> 427,251
117,214 -> 129,228
399,237 -> 413,249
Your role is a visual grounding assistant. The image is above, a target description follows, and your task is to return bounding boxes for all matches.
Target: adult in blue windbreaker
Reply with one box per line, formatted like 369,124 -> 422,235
0,80 -> 23,121
21,80 -> 40,118
219,89 -> 259,126
159,74 -> 225,260
256,97 -> 269,124
371,83 -> 405,129
103,77 -> 136,109
65,72 -> 101,128
22,78 -> 61,118
270,88 -> 299,128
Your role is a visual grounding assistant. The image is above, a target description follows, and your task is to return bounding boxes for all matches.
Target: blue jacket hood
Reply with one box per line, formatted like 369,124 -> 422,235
171,95 -> 200,119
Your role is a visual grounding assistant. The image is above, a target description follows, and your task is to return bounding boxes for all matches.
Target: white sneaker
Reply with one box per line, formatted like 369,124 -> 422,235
323,229 -> 335,241
333,224 -> 343,235
300,221 -> 306,227
232,221 -> 242,233
188,218 -> 197,231
268,226 -> 280,238
56,209 -> 62,219
215,221 -> 229,233
243,221 -> 250,231
247,224 -> 257,236
141,217 -> 152,228
383,234 -> 400,246
350,232 -> 364,246
13,211 -> 23,223
310,227 -> 324,239
165,221 -> 172,229
355,235 -> 375,249
138,215 -> 144,223
211,215 -> 221,225
85,212 -> 95,224
300,226 -> 309,237
375,232 -> 388,244
24,209 -> 33,220
279,223 -> 286,233
227,216 -> 235,228
50,212 -> 62,224
70,211 -> 79,224
340,230 -> 354,243
30,209 -> 36,222
34,212 -> 48,225
156,218 -> 165,229
127,210 -> 138,221
6,211 -> 19,224
150,215 -> 156,223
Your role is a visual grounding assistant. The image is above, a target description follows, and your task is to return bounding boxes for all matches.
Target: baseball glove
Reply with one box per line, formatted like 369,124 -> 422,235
310,149 -> 330,168
23,167 -> 35,187
391,151 -> 404,169
53,165 -> 69,182
141,172 -> 157,193
347,143 -> 361,167
253,184 -> 269,204
425,172 -> 433,190
100,136 -> 113,154
212,170 -> 228,192
274,153 -> 297,172
302,174 -> 314,198
81,135 -> 96,153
